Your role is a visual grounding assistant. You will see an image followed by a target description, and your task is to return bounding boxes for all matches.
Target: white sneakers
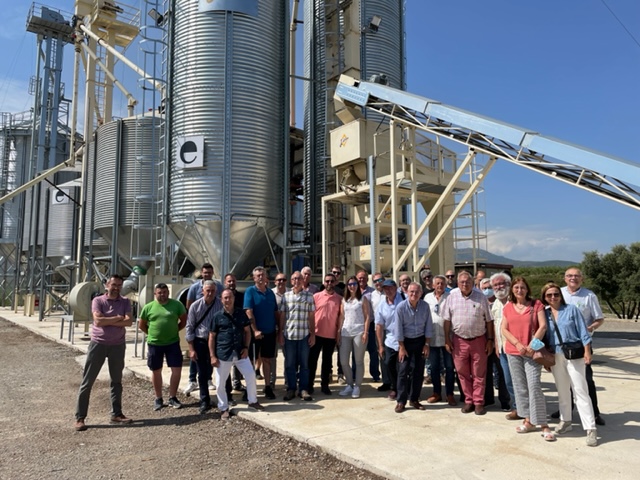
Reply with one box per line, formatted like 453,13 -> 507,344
339,385 -> 353,396
555,421 -> 573,434
586,429 -> 598,447
183,381 -> 198,396
208,380 -> 216,391
338,385 -> 361,398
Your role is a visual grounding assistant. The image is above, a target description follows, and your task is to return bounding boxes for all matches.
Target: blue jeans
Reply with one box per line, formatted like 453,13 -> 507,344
500,352 -> 516,409
428,346 -> 455,396
284,336 -> 310,392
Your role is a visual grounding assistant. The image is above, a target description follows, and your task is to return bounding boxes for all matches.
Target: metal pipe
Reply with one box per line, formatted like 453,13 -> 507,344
39,188 -> 50,321
79,24 -> 164,94
289,0 -> 299,128
80,43 -> 138,114
0,158 -> 76,206
283,1 -> 293,274
70,27 -> 82,290
368,154 -> 377,275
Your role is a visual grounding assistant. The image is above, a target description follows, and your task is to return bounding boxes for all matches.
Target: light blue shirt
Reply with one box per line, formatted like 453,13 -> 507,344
394,298 -> 433,342
544,304 -> 592,354
375,291 -> 404,350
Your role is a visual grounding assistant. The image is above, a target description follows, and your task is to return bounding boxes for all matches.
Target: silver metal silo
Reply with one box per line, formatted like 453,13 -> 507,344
168,1 -> 287,277
93,116 -> 163,270
83,139 -> 110,258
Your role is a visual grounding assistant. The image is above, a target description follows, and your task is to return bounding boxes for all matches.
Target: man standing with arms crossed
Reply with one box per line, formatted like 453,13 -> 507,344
560,267 -> 605,426
139,282 -> 187,411
244,266 -> 279,400
74,274 -> 133,431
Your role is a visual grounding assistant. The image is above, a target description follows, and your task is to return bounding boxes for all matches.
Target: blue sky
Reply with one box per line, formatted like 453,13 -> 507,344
1,0 -> 639,263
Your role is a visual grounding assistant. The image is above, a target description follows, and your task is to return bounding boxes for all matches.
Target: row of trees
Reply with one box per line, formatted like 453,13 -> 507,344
509,243 -> 640,319
581,243 -> 640,320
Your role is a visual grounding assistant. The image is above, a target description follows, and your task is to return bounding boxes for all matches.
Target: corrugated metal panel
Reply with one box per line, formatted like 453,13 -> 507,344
169,0 -> 286,276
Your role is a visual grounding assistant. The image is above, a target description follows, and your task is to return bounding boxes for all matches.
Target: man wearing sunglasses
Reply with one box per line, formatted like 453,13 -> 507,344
309,273 -> 342,395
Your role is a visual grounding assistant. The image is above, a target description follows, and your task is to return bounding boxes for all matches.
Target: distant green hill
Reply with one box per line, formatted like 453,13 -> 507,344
418,247 -> 576,268
456,248 -> 576,267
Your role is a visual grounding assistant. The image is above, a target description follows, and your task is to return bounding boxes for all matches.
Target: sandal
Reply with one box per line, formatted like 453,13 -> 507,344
542,430 -> 556,442
515,422 -> 536,434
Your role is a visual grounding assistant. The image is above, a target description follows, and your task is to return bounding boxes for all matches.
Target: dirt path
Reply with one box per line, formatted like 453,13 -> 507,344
0,319 -> 380,480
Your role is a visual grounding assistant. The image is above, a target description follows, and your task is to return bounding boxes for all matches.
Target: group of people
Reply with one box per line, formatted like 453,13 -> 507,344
73,264 -> 604,448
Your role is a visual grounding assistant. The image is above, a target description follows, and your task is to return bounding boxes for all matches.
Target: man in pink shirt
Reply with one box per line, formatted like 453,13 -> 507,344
443,270 -> 494,415
309,273 -> 341,395
74,274 -> 133,431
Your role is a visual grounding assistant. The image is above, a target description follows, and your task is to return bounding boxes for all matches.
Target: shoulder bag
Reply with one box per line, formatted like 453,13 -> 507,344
531,303 -> 556,368
550,310 -> 585,360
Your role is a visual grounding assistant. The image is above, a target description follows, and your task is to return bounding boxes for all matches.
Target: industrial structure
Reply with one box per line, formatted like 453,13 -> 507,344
1,1 -> 639,321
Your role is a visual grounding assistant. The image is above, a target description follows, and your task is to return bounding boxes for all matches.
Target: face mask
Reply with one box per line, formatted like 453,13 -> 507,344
494,287 -> 509,300
482,288 -> 494,298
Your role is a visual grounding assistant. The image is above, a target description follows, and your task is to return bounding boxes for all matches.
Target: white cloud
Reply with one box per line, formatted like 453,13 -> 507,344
486,225 -> 596,263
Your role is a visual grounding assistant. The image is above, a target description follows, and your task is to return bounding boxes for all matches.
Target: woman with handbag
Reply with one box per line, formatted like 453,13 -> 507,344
501,277 -> 555,441
541,282 -> 597,447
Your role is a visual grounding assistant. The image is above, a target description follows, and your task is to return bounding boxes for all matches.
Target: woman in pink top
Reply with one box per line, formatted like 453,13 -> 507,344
501,277 -> 554,441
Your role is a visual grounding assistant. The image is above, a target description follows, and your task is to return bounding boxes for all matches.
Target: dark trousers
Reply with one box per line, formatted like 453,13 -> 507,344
193,338 -> 212,405
429,346 -> 455,396
366,321 -> 380,381
76,341 -> 125,420
485,351 -> 511,408
397,336 -> 426,404
309,335 -> 336,389
379,333 -> 392,386
384,346 -> 399,393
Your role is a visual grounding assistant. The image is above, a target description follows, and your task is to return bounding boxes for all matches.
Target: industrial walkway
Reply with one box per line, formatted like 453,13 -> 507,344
2,307 -> 639,479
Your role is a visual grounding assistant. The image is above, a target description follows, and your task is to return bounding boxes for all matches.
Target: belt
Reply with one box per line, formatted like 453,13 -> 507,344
454,333 -> 482,341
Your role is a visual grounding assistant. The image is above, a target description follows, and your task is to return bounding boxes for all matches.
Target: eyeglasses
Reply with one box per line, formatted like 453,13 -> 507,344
565,274 -> 581,278
373,278 -> 384,284
291,276 -> 302,281
347,282 -> 358,287
446,275 -> 455,278
275,278 -> 286,282
545,292 -> 561,298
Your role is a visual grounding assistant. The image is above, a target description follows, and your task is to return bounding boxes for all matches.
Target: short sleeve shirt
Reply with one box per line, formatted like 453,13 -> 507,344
91,294 -> 131,345
281,289 -> 316,340
441,288 -> 492,339
561,286 -> 603,331
313,290 -> 341,338
244,285 -> 278,334
211,308 -> 250,361
140,299 -> 186,346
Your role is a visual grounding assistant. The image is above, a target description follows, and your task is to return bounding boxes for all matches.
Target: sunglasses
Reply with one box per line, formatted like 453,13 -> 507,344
373,278 -> 385,284
446,275 -> 455,278
275,279 -> 286,282
347,282 -> 358,287
325,279 -> 335,283
331,271 -> 341,275
545,292 -> 561,298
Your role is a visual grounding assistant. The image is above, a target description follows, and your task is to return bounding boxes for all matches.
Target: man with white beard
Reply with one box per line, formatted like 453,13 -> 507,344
490,272 -> 519,420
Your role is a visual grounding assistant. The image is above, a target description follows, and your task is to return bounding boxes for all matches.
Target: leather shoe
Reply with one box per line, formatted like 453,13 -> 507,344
427,394 -> 441,404
551,410 -> 561,419
505,410 -> 521,420
461,403 -> 474,414
410,401 -> 426,410
74,419 -> 87,431
321,386 -> 332,395
377,384 -> 391,392
394,402 -> 406,413
595,415 -> 605,426
474,405 -> 487,416
447,395 -> 457,406
110,415 -> 133,424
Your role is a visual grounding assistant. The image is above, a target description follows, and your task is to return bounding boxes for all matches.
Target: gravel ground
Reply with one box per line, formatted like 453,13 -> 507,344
0,319 -> 382,480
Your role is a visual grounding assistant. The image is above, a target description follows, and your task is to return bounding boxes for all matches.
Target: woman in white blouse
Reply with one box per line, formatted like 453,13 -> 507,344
337,276 -> 371,399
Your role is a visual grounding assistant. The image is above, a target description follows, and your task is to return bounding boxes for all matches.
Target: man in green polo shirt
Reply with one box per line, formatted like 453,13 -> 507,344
139,283 -> 187,411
